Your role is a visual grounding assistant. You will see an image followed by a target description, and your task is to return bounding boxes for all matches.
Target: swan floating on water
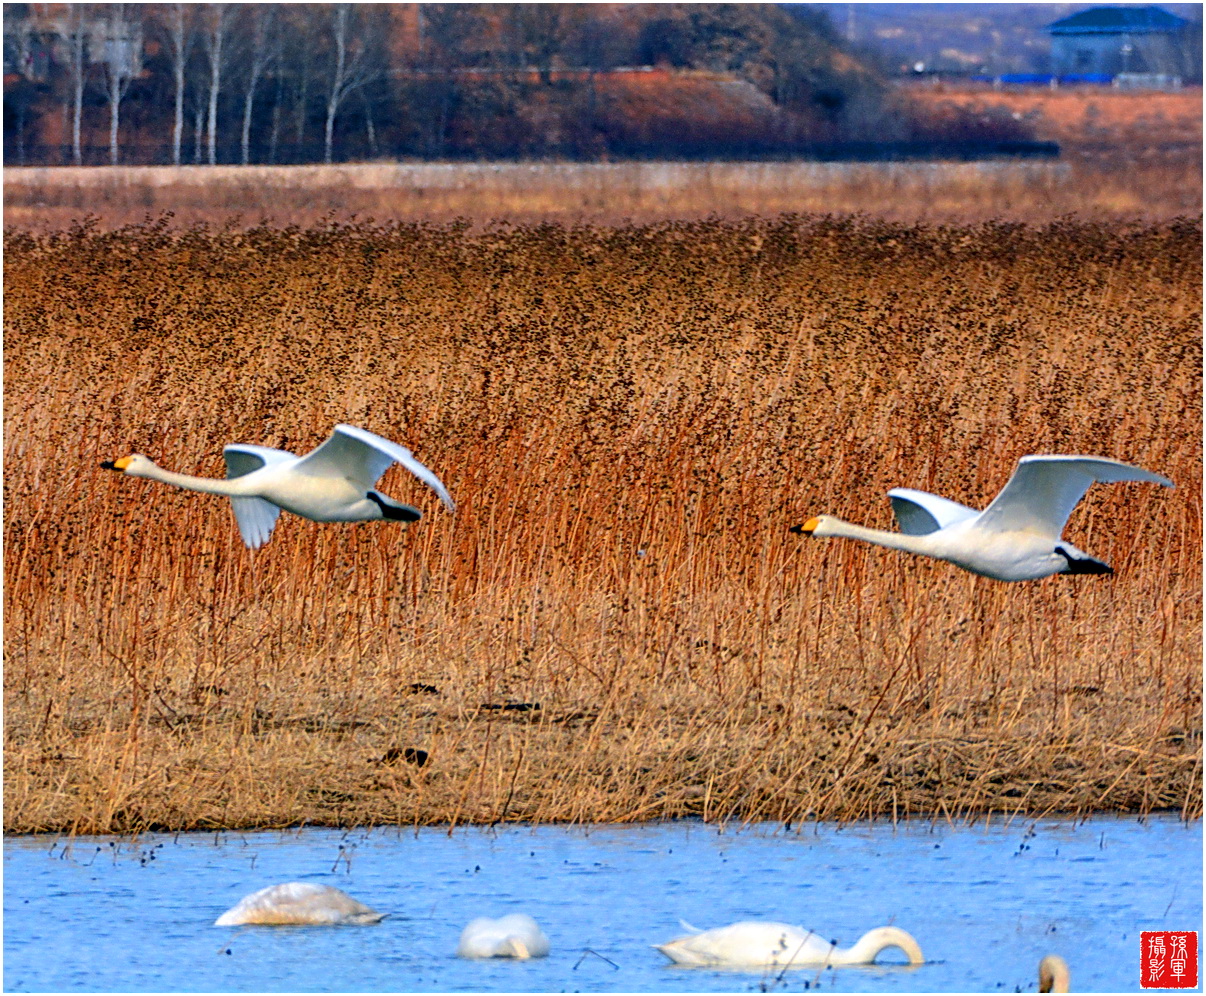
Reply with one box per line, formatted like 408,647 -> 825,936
214,882 -> 385,926
655,921 -> 924,968
102,424 -> 455,549
1040,954 -> 1071,992
456,914 -> 550,959
791,454 -> 1172,581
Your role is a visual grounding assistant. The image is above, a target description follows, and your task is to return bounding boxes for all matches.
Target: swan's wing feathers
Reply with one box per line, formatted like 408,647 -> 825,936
296,426 -> 456,513
224,444 -> 296,479
229,497 -> 281,549
1045,455 -> 1173,489
225,446 -> 291,545
979,455 -> 1172,538
294,427 -> 395,486
888,488 -> 979,535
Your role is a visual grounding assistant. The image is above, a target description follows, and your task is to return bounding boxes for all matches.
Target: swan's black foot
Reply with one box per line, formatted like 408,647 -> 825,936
1056,546 -> 1112,575
366,491 -> 422,522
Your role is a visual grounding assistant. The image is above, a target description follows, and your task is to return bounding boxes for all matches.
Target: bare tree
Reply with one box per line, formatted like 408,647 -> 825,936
64,4 -> 89,165
323,4 -> 380,164
266,67 -> 286,163
264,5 -> 325,160
190,91 -> 205,162
163,4 -> 196,166
408,3 -> 472,156
509,4 -> 567,83
292,29 -> 317,154
101,4 -> 140,165
236,5 -> 279,164
200,3 -> 232,164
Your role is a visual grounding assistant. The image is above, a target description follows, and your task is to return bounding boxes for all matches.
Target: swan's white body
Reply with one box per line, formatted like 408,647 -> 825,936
214,882 -> 385,926
795,455 -> 1172,581
1040,954 -> 1071,993
103,424 -> 455,549
655,921 -> 924,968
456,914 -> 550,959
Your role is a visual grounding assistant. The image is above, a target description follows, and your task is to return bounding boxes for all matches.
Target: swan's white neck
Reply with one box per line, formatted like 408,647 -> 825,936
813,516 -> 941,557
135,462 -> 255,497
837,926 -> 925,965
1040,954 -> 1071,993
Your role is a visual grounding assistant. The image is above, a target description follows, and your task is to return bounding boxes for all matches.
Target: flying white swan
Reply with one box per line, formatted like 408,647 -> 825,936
1040,954 -> 1071,993
655,921 -> 924,968
214,882 -> 385,926
456,914 -> 550,959
102,424 -> 455,549
791,454 -> 1172,581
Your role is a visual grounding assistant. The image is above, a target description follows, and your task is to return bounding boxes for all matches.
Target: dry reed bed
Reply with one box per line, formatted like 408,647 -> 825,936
3,154 -> 1200,232
4,216 -> 1201,834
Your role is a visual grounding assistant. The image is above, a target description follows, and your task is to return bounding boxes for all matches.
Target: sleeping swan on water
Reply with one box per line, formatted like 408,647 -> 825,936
791,454 -> 1172,581
456,914 -> 550,959
214,882 -> 385,926
655,921 -> 924,968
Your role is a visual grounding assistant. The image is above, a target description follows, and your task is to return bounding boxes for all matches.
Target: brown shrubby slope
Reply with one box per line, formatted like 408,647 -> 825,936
4,216 -> 1201,833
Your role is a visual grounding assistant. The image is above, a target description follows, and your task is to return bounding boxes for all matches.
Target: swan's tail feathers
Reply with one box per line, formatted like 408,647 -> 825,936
1055,544 -> 1112,575
347,910 -> 388,925
230,497 -> 282,549
678,919 -> 703,934
655,939 -> 694,964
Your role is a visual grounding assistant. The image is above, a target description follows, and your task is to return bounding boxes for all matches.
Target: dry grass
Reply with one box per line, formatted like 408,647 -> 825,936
4,215 -> 1201,834
3,151 -> 1199,232
909,85 -> 1202,155
8,89 -> 1198,231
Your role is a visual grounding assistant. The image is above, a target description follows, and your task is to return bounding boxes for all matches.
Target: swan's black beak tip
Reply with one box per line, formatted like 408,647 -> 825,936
788,524 -> 805,535
100,460 -> 118,471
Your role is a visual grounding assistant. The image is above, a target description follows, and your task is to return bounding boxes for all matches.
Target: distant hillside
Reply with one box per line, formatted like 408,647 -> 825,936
835,2 -> 1202,75
4,2 -> 1050,166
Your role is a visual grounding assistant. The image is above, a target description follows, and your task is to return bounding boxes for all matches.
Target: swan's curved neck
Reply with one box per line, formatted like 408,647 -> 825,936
138,463 -> 253,497
1040,955 -> 1070,993
840,926 -> 924,966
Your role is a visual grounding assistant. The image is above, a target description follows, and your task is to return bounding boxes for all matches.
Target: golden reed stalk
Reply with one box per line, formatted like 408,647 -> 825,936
4,215 -> 1200,833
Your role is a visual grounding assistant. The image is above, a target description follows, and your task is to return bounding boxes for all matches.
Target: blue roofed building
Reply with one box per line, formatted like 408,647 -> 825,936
1047,6 -> 1199,82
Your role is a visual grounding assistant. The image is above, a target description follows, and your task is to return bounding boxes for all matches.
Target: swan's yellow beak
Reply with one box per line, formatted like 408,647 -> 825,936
790,517 -> 821,536
101,456 -> 133,472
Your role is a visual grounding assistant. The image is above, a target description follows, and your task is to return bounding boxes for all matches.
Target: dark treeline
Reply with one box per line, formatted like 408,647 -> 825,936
3,3 -> 1035,166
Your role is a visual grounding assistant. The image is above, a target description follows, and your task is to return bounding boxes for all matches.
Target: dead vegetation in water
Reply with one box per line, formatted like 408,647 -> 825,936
3,216 -> 1201,834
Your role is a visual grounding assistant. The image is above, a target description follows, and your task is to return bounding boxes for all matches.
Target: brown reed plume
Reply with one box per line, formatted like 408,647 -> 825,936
4,215 -> 1201,833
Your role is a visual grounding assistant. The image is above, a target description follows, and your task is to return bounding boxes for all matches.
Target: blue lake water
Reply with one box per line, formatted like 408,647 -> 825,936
4,814 -> 1200,993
